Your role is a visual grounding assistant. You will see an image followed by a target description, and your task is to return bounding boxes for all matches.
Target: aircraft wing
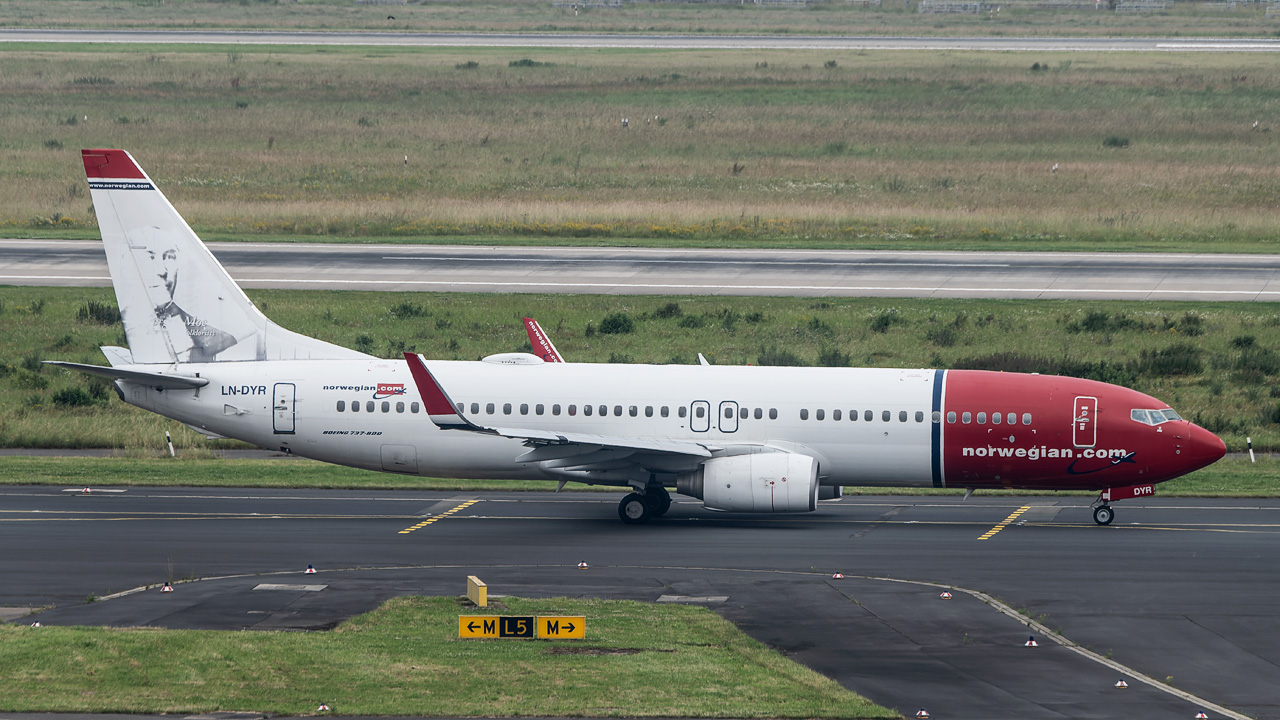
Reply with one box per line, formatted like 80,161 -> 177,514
404,353 -> 716,476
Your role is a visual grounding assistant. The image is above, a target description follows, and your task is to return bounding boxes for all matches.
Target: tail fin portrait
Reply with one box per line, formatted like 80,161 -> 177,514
82,149 -> 364,364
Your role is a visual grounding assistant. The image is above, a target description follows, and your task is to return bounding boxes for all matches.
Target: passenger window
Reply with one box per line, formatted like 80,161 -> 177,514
352,399 -> 360,412
337,400 -> 345,412
520,403 -> 529,415
754,408 -> 762,420
366,401 -> 375,413
740,407 -> 748,420
630,406 -> 638,417
535,404 -> 544,415
486,403 -> 495,414
962,412 -> 971,424
931,411 -> 941,423
645,406 -> 653,417
916,411 -> 924,422
397,402 -> 405,413
584,405 -> 593,416
899,410 -> 907,422
801,409 -> 809,420
552,404 -> 561,416
503,403 -> 512,415
568,404 -> 577,416
992,412 -> 1001,425
1022,413 -> 1032,425
882,410 -> 890,422
850,410 -> 858,421
864,410 -> 873,421
947,411 -> 956,423
471,403 -> 479,414
816,409 -> 825,421
833,409 -> 842,421
977,412 -> 987,424
769,408 -> 778,420
614,405 -> 622,416
1007,412 -> 1017,425
411,402 -> 419,413
695,406 -> 705,418
661,406 -> 669,417
679,406 -> 687,418
725,406 -> 734,419
599,405 -> 608,417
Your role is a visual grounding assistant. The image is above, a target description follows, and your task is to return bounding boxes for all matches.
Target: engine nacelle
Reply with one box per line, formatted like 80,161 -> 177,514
677,453 -> 818,513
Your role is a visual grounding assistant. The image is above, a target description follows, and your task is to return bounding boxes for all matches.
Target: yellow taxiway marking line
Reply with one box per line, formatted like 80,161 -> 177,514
978,505 -> 1032,540
397,499 -> 479,535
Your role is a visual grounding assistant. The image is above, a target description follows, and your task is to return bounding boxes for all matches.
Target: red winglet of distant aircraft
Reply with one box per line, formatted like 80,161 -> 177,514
523,317 -> 564,362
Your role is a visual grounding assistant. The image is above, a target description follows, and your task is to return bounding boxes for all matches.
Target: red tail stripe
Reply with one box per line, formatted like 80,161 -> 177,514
403,353 -> 457,416
82,149 -> 147,180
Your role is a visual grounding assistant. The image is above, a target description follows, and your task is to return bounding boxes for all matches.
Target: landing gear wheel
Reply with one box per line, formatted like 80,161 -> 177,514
644,487 -> 672,517
1093,504 -> 1114,526
619,493 -> 652,524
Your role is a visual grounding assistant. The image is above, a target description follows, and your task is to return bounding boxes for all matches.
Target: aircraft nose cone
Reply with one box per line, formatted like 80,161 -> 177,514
1185,423 -> 1227,470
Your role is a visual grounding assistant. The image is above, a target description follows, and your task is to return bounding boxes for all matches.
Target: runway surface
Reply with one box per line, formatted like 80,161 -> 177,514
3,29 -> 1280,52
3,486 -> 1274,719
4,239 -> 1280,301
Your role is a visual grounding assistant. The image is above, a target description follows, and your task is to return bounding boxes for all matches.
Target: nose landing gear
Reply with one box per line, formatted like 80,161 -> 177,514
1092,504 -> 1114,526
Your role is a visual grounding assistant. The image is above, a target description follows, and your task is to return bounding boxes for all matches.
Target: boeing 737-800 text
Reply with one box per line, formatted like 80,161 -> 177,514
54,149 -> 1226,524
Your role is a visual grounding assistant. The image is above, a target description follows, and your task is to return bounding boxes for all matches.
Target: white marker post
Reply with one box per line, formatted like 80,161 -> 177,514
1247,436 -> 1255,463
165,431 -> 175,458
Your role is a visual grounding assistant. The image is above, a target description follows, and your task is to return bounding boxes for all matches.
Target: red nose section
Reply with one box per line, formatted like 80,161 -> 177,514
1185,423 -> 1227,471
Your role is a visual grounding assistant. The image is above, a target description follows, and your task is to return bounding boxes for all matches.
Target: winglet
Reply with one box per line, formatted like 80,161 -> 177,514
403,353 -> 481,430
523,317 -> 564,362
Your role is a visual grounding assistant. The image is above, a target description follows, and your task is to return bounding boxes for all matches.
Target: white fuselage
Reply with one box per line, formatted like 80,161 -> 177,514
124,359 -> 941,487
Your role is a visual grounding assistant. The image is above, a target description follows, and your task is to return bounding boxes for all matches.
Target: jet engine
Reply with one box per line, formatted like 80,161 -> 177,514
677,453 -> 818,513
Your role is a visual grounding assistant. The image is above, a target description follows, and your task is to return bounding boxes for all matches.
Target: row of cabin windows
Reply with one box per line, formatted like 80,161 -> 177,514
946,411 -> 1033,425
336,400 -> 421,414
800,409 -> 936,423
450,403 -> 785,420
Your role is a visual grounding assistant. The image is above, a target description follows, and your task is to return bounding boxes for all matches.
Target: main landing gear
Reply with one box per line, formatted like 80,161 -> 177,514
618,486 -> 672,524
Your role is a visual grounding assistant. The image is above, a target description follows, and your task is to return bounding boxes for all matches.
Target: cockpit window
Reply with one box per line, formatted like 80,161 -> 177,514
1131,408 -> 1181,425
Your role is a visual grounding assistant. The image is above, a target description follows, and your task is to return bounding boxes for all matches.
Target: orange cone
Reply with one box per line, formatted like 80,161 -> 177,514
916,709 -> 930,719
577,561 -> 589,569
1115,680 -> 1128,689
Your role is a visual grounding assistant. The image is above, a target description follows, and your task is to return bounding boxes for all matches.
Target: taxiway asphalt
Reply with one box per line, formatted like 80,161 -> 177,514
6,240 -> 1280,301
2,485 -> 1274,719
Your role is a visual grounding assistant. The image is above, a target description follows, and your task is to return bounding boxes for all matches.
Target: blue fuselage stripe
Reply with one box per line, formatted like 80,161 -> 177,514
931,369 -> 945,488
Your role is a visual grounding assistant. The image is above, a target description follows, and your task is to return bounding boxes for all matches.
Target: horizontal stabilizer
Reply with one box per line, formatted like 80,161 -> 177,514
45,361 -> 209,390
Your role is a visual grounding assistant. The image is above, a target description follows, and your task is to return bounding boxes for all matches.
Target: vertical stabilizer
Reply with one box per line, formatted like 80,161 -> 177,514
83,149 -> 366,363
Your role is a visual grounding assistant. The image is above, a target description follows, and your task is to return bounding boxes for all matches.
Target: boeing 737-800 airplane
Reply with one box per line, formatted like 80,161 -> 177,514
54,149 -> 1226,524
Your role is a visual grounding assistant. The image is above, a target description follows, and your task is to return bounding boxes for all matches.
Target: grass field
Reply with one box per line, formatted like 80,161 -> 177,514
4,44 -> 1280,250
0,595 -> 894,718
2,0 -> 1276,39
4,285 -> 1280,454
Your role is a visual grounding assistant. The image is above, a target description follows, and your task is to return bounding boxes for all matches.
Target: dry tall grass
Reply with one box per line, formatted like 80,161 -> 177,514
3,46 -> 1280,246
